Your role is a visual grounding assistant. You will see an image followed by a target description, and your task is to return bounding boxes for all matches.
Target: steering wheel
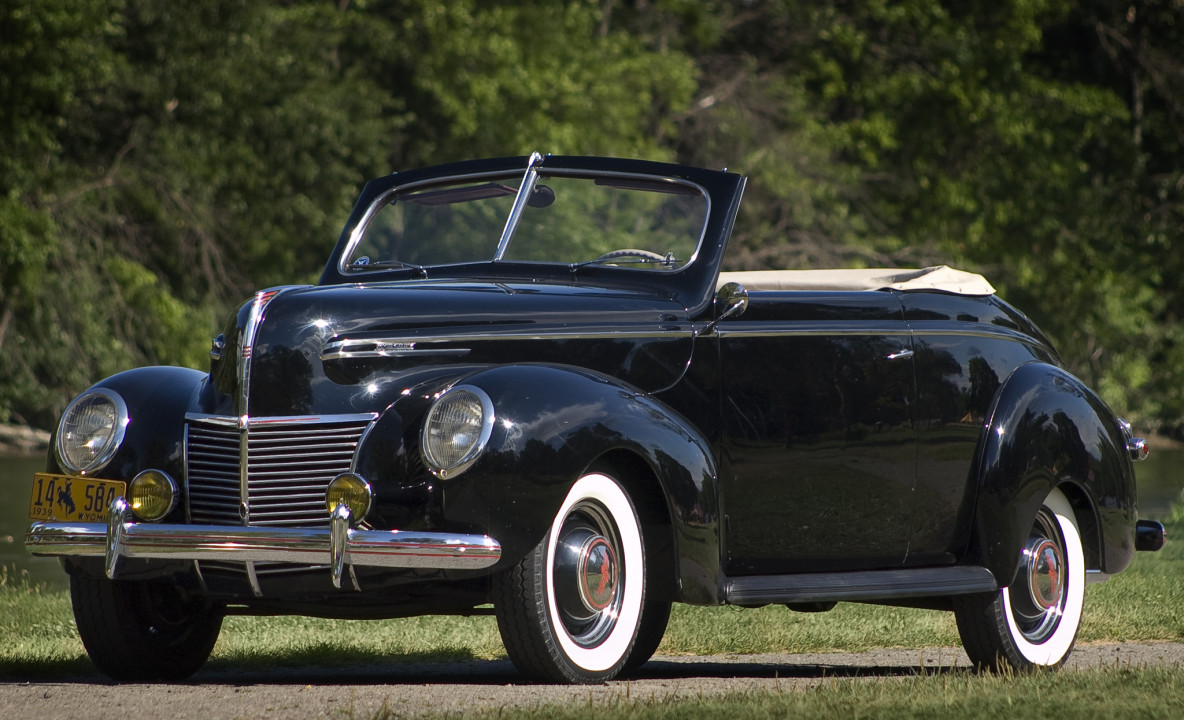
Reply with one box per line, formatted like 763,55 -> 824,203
594,249 -> 674,265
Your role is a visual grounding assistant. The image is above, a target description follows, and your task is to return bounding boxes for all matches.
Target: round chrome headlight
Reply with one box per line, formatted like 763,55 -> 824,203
56,389 -> 129,475
421,385 -> 494,479
129,469 -> 178,521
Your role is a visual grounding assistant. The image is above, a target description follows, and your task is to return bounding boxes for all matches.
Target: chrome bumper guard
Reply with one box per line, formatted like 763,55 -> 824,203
25,498 -> 501,589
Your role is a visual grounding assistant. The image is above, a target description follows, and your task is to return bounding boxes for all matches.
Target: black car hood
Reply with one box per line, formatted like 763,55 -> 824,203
204,280 -> 695,418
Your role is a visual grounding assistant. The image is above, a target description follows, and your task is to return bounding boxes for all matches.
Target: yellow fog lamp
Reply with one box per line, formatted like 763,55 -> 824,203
128,469 -> 178,521
326,473 -> 372,522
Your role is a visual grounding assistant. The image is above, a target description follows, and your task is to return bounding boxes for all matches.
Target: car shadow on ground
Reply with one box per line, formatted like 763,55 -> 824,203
4,654 -> 977,686
184,656 -> 974,686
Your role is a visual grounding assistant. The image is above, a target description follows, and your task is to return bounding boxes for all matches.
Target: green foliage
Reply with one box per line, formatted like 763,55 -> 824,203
2,0 -> 1184,431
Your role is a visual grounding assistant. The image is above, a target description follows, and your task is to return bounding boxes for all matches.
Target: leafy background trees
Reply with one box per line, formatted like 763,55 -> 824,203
2,0 -> 1183,435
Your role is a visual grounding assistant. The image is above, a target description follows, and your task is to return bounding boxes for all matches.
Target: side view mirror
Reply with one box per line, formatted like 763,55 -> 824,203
696,282 -> 749,337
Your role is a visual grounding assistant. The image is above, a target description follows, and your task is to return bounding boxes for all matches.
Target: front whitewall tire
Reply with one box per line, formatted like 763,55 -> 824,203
494,470 -> 647,683
544,474 -> 645,672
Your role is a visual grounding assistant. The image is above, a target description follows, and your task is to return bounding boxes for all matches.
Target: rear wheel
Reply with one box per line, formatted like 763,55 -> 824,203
71,574 -> 223,681
494,472 -> 646,683
955,487 -> 1085,671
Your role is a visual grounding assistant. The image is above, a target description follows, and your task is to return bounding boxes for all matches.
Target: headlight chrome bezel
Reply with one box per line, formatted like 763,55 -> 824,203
56,388 -> 129,475
421,385 -> 495,479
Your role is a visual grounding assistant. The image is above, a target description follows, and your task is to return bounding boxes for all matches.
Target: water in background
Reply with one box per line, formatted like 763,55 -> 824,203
2,449 -> 1181,589
1,453 -> 61,586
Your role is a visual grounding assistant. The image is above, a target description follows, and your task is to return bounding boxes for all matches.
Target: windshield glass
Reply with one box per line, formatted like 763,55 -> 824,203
346,172 -> 708,273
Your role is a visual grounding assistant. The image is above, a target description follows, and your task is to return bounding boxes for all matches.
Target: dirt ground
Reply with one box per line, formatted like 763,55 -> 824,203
4,642 -> 1183,720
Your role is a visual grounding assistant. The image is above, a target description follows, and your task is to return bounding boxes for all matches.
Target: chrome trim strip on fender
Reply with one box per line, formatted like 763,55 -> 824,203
717,323 -> 912,339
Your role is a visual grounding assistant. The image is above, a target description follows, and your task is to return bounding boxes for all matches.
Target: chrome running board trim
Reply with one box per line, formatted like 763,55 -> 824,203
725,566 -> 997,605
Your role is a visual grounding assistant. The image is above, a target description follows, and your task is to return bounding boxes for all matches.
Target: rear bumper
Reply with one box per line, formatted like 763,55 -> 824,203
25,498 -> 501,588
1136,519 -> 1167,552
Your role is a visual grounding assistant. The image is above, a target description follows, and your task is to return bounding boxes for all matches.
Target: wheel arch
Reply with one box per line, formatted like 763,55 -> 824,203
968,362 -> 1137,585
586,450 -> 677,603
440,363 -> 721,604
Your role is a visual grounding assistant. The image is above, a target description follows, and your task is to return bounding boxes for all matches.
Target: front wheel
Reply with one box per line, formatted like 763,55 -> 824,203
71,574 -> 223,681
954,487 -> 1085,671
493,472 -> 646,683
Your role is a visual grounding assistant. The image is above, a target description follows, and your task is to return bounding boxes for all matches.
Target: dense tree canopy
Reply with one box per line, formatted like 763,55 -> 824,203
2,0 -> 1183,435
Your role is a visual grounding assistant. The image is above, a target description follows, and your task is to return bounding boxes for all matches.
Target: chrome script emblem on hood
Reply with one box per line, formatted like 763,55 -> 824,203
321,338 -> 471,361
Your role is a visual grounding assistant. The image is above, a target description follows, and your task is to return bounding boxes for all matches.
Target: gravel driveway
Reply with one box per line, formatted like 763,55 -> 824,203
6,642 -> 1183,719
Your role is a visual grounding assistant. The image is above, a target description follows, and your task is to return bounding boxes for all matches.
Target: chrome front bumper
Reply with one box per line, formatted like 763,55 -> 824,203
25,498 -> 501,589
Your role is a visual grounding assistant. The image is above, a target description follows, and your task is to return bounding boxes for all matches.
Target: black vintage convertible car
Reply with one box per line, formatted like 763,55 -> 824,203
27,154 -> 1164,683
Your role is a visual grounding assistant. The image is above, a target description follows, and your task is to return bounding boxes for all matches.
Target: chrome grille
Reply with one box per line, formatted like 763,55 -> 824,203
186,415 -> 373,527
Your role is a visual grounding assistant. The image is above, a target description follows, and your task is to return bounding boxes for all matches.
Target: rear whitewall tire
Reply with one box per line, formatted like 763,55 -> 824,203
955,487 -> 1085,671
1000,488 -> 1085,665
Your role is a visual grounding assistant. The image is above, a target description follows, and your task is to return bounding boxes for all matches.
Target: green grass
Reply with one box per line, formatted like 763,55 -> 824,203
2,511 -> 1182,720
395,666 -> 1184,720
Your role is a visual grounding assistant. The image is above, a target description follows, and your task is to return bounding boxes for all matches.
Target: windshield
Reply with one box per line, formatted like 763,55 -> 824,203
345,171 -> 709,273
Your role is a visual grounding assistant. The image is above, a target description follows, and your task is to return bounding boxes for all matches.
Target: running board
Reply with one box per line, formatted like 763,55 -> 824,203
725,566 -> 997,606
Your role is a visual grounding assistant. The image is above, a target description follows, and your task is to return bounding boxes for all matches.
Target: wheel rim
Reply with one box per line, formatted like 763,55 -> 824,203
552,499 -> 623,648
1009,508 -> 1068,644
136,583 -> 209,644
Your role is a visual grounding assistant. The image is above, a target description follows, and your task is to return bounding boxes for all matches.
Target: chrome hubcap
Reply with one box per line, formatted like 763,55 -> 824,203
552,500 -> 623,647
1027,538 -> 1064,610
1010,508 -> 1067,643
578,536 -> 618,611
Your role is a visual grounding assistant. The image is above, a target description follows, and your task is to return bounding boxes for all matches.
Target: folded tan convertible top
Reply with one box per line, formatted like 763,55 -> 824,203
717,265 -> 995,296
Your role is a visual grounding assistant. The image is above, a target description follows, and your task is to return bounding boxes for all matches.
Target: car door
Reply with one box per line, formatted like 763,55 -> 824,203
719,290 -> 917,575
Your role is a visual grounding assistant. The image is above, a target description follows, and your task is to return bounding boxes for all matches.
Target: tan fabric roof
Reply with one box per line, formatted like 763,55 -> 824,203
716,265 -> 995,296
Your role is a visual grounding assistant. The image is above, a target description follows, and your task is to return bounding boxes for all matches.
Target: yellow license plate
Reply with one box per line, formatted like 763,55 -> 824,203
29,473 -> 127,523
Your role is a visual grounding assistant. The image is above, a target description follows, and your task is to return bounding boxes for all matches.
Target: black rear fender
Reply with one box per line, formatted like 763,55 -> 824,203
970,363 -> 1136,584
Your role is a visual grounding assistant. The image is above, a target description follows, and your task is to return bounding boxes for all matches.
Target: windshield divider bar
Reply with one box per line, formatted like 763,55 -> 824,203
493,152 -> 543,261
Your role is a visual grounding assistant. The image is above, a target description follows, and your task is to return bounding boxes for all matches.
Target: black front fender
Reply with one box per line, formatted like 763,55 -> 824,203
442,364 -> 722,604
50,366 -> 207,516
971,363 -> 1137,585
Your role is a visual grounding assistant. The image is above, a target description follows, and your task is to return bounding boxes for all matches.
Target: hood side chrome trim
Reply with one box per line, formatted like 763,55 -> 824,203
321,327 -> 693,361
